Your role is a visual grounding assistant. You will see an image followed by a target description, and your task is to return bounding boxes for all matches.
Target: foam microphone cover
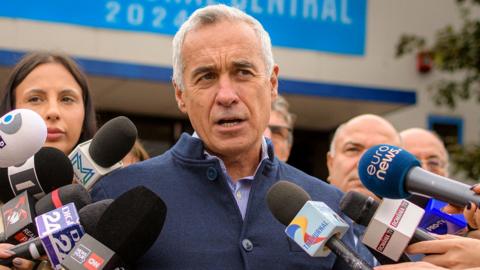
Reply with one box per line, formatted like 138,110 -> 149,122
88,116 -> 137,168
0,109 -> 47,168
0,147 -> 73,202
93,186 -> 167,264
340,191 -> 378,226
358,144 -> 420,199
79,199 -> 113,234
266,180 -> 311,226
35,184 -> 92,215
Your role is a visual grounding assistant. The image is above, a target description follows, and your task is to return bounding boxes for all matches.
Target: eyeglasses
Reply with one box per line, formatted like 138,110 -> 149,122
268,125 -> 292,141
418,157 -> 446,172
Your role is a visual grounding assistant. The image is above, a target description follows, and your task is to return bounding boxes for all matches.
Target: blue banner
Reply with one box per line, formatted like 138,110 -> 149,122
0,0 -> 367,55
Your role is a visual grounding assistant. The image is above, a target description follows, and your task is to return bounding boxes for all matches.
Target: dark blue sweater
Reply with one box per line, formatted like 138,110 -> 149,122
91,133 -> 373,269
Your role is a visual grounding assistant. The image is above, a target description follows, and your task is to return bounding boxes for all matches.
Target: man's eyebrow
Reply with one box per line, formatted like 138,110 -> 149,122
191,65 -> 216,78
232,60 -> 257,70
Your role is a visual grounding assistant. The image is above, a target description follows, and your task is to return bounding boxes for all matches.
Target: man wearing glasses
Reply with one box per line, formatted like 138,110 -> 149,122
400,128 -> 449,177
263,95 -> 295,162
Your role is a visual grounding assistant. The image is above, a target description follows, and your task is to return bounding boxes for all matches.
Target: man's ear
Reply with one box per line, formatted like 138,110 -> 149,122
270,65 -> 279,99
326,151 -> 334,176
173,81 -> 187,114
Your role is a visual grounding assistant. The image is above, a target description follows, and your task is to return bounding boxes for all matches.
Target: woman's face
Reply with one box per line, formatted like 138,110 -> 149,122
15,62 -> 85,155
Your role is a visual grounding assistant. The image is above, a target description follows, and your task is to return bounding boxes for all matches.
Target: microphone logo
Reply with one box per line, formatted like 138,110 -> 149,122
286,216 -> 327,249
3,195 -> 28,228
71,152 -> 95,184
0,135 -> 6,149
366,145 -> 402,180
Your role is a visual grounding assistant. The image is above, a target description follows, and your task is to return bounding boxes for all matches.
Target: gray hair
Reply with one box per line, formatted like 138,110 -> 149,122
271,95 -> 296,146
328,123 -> 345,156
172,4 -> 274,91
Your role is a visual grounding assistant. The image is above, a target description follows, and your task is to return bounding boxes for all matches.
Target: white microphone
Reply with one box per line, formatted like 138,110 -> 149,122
0,109 -> 47,168
361,198 -> 425,261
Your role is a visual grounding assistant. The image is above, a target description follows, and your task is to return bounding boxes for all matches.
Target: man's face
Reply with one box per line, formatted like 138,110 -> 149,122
327,117 -> 400,199
264,110 -> 291,162
401,130 -> 448,177
175,20 -> 278,158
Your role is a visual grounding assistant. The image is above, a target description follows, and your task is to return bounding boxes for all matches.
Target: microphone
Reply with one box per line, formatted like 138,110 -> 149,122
1,184 -> 92,244
0,109 -> 47,168
4,200 -> 113,264
266,181 -> 373,270
1,191 -> 37,243
35,203 -> 85,269
0,147 -> 74,202
35,184 -> 92,216
340,191 -> 436,262
419,198 -> 467,235
358,144 -> 480,207
69,116 -> 137,190
61,186 -> 167,269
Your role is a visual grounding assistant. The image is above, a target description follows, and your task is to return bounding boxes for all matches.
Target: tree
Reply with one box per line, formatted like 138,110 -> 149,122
396,0 -> 480,181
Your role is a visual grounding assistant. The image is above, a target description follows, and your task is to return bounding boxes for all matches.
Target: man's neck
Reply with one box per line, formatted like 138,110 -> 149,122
215,142 -> 263,183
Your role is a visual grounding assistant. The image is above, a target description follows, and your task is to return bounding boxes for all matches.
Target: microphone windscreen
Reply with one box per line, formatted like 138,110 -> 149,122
266,180 -> 311,226
339,191 -> 378,226
93,186 -> 167,264
0,168 -> 14,202
0,147 -> 73,202
0,109 -> 47,168
88,116 -> 137,168
358,144 -> 420,199
79,199 -> 114,234
35,184 -> 92,215
33,147 -> 74,191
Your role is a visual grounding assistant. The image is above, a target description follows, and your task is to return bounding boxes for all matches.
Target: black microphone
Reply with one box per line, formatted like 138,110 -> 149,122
5,199 -> 114,263
358,144 -> 479,207
340,191 -> 436,263
35,184 -> 92,215
0,147 -> 73,202
61,186 -> 167,270
69,116 -> 137,190
266,181 -> 372,270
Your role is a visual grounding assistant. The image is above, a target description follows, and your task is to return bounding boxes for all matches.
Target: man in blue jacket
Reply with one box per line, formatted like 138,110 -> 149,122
92,4 -> 374,269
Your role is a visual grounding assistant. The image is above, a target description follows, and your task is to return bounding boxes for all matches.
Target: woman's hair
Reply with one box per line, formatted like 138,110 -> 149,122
0,51 -> 97,144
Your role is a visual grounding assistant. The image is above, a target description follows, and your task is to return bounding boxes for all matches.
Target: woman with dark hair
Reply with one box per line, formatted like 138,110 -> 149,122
0,52 -> 97,269
0,51 -> 97,154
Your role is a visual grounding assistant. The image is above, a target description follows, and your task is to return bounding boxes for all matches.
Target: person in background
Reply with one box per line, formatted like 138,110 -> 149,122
0,51 -> 97,155
263,95 -> 295,162
327,114 -> 401,200
122,139 -> 150,166
91,4 -> 374,269
0,51 -> 98,270
400,128 -> 450,207
400,128 -> 449,177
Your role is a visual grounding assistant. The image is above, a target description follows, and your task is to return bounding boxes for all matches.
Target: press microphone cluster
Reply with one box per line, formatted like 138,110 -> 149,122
69,116 -> 137,191
61,186 -> 167,270
266,181 -> 373,270
0,147 -> 74,202
1,184 -> 91,245
0,109 -> 47,168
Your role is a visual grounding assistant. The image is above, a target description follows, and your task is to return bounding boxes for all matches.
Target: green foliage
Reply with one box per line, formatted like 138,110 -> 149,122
396,0 -> 480,181
450,144 -> 480,181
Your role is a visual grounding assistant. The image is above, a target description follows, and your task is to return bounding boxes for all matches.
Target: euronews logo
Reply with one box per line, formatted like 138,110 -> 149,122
366,145 -> 402,181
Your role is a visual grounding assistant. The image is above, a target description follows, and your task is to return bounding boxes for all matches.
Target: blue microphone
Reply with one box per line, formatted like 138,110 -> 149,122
358,144 -> 480,207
